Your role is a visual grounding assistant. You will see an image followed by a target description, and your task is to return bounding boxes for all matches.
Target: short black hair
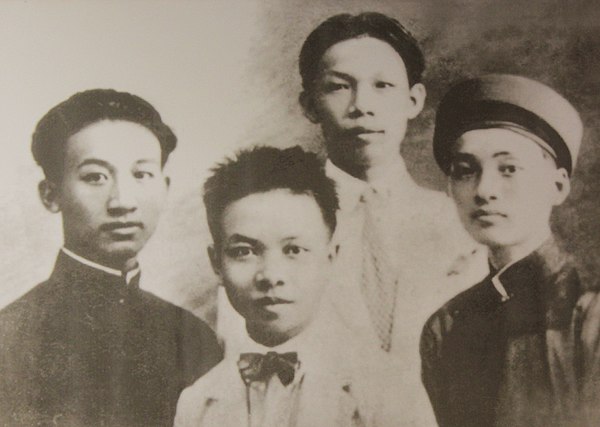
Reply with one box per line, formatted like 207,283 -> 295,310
32,88 -> 177,182
204,146 -> 339,245
299,12 -> 425,92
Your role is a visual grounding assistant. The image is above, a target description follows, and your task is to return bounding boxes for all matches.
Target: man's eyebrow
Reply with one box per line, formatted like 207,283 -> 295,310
227,234 -> 259,245
322,70 -> 354,81
135,159 -> 161,166
78,159 -> 112,169
492,151 -> 514,158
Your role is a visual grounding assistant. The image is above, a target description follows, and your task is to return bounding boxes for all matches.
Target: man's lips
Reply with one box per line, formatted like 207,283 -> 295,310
471,209 -> 508,220
100,221 -> 144,233
255,296 -> 293,306
345,126 -> 384,137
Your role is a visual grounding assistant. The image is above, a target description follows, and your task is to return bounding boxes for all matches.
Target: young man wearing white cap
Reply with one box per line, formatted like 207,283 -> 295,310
421,74 -> 599,427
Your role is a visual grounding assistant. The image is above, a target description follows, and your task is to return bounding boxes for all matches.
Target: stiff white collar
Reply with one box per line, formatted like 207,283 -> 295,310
325,159 -> 419,212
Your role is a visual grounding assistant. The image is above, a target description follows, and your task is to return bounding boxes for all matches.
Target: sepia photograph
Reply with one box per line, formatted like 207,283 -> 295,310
1,0 -> 600,425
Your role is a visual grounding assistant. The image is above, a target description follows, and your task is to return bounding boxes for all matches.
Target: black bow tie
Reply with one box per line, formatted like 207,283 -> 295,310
238,351 -> 299,386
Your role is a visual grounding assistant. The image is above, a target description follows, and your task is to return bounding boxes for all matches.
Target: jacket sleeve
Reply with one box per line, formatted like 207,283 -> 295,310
173,385 -> 199,427
420,312 -> 448,427
579,291 -> 600,423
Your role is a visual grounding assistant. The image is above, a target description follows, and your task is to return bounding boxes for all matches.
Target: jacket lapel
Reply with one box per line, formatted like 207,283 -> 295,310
296,370 -> 365,427
195,362 -> 249,427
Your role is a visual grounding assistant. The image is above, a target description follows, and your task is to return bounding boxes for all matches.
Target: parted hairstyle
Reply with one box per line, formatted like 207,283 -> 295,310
203,146 -> 339,245
32,88 -> 177,182
298,12 -> 425,92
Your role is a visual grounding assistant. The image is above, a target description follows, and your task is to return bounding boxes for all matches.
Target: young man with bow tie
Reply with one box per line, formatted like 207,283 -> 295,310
175,146 -> 410,427
0,89 -> 222,426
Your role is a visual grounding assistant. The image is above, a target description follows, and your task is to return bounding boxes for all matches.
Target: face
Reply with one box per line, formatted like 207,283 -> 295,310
449,128 -> 569,250
41,119 -> 168,269
211,189 -> 334,344
303,36 -> 425,177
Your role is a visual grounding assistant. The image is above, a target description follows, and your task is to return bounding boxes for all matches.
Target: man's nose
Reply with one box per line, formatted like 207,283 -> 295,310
255,252 -> 285,291
348,83 -> 375,118
475,168 -> 500,204
107,177 -> 138,215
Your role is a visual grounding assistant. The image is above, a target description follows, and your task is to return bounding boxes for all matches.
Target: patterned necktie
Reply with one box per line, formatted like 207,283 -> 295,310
360,190 -> 399,352
238,352 -> 299,386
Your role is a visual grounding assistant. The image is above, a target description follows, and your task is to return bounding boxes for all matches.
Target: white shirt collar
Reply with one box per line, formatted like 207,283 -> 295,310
61,247 -> 140,285
325,158 -> 420,211
235,323 -> 312,363
233,308 -> 339,368
325,160 -> 368,212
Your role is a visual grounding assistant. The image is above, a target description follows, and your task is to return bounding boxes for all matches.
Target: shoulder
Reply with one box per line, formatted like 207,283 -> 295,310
0,279 -> 58,339
178,360 -> 228,402
138,290 -> 218,339
175,360 -> 237,424
137,290 -> 223,376
347,348 -> 431,425
408,187 -> 457,223
421,279 -> 491,349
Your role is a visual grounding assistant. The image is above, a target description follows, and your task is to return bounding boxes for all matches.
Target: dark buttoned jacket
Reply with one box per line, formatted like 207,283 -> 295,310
420,238 -> 599,427
0,251 -> 223,426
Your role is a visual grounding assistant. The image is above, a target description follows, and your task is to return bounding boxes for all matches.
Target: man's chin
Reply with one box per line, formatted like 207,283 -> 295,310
100,241 -> 143,263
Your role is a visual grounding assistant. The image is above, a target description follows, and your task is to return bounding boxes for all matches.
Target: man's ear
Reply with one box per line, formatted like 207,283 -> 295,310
407,83 -> 426,120
207,244 -> 221,277
552,168 -> 571,206
38,179 -> 61,213
299,91 -> 320,124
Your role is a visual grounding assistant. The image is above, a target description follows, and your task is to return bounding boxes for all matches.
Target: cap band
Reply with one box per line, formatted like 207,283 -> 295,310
437,100 -> 572,175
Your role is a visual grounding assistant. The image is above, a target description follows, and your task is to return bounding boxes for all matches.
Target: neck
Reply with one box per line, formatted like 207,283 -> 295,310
364,156 -> 406,184
246,322 -> 307,348
488,226 -> 552,270
332,155 -> 409,185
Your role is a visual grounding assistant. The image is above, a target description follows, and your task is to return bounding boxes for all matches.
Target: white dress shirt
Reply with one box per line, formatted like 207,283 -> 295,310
324,159 -> 488,425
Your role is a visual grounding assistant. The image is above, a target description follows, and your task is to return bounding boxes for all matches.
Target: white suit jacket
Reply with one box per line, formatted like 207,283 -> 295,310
175,319 -> 417,427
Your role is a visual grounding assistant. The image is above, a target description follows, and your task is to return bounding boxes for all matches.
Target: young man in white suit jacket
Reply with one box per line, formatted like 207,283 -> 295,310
175,146 -> 412,427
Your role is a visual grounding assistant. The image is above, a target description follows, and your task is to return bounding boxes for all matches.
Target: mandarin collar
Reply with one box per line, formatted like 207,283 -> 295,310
60,247 -> 140,286
492,237 -> 566,300
490,237 -> 580,332
54,249 -> 141,290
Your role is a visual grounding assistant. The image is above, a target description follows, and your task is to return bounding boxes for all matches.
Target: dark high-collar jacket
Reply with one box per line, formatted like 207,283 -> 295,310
0,251 -> 222,426
420,238 -> 600,427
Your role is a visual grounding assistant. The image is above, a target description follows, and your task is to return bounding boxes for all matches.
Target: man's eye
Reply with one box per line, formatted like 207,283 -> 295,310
284,245 -> 306,256
82,173 -> 108,184
375,81 -> 394,89
225,246 -> 255,259
499,165 -> 519,175
322,82 -> 350,93
134,171 -> 154,180
450,163 -> 477,180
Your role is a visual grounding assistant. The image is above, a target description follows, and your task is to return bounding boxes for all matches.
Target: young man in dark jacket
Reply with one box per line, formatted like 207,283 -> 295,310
421,74 -> 597,427
0,89 -> 222,426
